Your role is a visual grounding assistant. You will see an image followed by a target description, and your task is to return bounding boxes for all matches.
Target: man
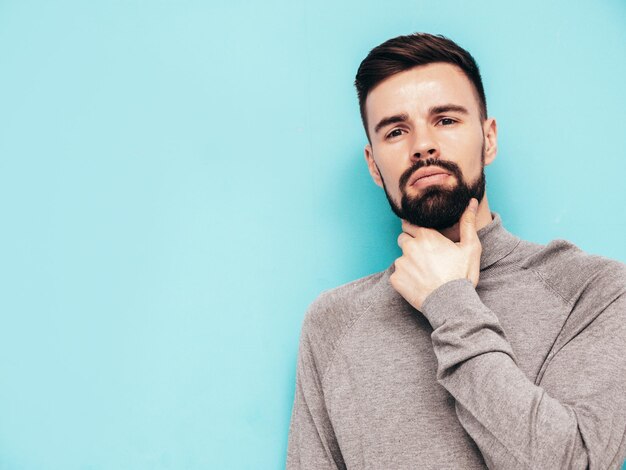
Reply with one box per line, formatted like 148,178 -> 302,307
286,33 -> 626,469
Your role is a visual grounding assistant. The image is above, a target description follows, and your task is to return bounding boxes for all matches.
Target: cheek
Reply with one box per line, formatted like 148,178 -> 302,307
382,166 -> 406,195
373,153 -> 405,190
442,131 -> 484,175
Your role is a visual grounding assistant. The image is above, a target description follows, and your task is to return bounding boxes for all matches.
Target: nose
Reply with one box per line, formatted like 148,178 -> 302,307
410,126 -> 440,161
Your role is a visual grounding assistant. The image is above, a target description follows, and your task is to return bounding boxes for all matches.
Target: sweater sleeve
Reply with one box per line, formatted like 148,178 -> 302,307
286,313 -> 345,470
420,278 -> 626,470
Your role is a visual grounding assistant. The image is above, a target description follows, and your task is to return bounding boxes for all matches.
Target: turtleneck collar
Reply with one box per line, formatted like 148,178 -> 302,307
477,212 -> 520,270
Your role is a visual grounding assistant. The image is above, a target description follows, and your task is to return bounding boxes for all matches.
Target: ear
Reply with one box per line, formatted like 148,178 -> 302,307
483,117 -> 498,166
364,144 -> 384,188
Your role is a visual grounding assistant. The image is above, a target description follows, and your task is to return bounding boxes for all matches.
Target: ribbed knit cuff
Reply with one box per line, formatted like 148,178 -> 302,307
420,278 -> 482,330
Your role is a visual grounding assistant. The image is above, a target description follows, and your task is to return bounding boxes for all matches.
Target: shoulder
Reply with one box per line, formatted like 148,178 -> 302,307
303,266 -> 391,339
306,268 -> 390,320
519,238 -> 626,306
298,267 -> 392,379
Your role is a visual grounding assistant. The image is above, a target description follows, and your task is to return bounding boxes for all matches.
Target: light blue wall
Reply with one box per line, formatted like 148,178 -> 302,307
0,1 -> 624,468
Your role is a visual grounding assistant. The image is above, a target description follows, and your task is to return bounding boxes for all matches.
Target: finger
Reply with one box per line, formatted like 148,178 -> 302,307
459,198 -> 479,246
401,219 -> 433,238
397,232 -> 412,249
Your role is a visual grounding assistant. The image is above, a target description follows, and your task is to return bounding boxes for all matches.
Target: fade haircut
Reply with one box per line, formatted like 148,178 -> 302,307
355,33 -> 488,141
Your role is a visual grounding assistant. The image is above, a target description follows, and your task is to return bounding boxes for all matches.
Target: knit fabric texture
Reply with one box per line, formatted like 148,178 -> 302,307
286,213 -> 626,469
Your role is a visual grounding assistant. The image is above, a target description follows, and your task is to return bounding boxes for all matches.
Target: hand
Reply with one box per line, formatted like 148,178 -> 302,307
389,199 -> 482,311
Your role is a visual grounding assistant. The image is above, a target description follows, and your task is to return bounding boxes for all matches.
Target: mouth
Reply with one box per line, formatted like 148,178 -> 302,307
408,167 -> 452,189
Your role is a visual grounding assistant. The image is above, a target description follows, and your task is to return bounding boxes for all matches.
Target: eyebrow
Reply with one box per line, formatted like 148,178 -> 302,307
373,113 -> 409,135
373,104 -> 470,135
429,104 -> 469,116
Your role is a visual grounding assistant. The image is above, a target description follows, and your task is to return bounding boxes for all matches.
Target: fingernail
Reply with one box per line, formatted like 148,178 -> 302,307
470,198 -> 478,212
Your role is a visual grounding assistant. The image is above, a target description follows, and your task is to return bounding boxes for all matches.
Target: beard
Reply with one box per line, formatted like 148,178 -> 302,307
378,148 -> 486,230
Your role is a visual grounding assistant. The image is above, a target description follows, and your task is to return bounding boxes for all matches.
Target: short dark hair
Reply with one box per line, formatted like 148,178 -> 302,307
354,33 -> 488,140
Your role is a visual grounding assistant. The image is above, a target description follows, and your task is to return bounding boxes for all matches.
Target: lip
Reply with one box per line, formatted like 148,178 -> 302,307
408,167 -> 451,188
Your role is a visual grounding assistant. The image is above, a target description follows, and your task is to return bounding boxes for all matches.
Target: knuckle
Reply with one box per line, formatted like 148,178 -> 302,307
393,257 -> 408,273
406,241 -> 419,256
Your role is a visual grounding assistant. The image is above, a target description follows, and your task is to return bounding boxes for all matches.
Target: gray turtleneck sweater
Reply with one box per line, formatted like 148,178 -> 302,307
286,213 -> 626,469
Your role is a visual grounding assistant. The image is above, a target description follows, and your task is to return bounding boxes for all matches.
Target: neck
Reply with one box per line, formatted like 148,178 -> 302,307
438,195 -> 493,242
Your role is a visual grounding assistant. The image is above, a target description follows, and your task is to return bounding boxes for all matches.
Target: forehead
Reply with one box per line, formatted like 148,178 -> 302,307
365,63 -> 480,127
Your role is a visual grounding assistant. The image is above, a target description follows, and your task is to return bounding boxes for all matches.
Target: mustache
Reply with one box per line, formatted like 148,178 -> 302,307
398,158 -> 463,192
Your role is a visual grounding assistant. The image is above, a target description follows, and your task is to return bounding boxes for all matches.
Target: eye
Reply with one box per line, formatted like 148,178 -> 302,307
386,128 -> 406,139
438,118 -> 456,126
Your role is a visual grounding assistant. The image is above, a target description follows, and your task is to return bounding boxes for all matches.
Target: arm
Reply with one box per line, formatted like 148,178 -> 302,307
420,278 -> 626,470
286,314 -> 345,470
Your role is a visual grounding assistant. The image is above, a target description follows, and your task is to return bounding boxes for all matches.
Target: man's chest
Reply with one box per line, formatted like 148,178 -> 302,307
322,269 -> 570,468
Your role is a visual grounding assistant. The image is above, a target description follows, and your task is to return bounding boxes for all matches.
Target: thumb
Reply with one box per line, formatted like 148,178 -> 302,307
460,198 -> 479,246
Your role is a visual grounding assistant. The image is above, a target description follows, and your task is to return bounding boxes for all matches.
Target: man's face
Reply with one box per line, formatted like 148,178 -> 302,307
364,63 -> 497,229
